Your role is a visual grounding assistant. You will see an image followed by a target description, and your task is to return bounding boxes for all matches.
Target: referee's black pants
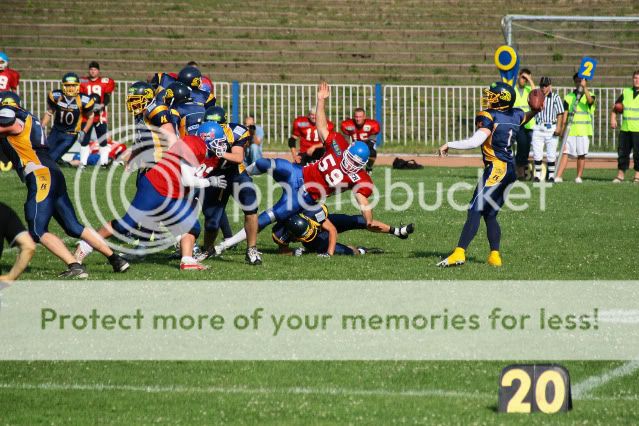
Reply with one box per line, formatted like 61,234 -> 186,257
515,127 -> 533,167
617,131 -> 639,172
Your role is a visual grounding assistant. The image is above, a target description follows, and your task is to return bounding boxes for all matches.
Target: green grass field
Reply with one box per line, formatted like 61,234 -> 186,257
1,165 -> 638,423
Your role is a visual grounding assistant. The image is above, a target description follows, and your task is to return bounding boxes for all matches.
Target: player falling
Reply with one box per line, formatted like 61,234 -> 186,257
437,82 -> 540,267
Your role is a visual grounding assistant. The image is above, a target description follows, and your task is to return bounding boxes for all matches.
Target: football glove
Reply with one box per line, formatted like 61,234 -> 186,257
208,175 -> 227,189
293,247 -> 305,257
317,252 -> 331,258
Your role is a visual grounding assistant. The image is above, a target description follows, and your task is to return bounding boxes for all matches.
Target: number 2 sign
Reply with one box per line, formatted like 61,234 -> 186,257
578,57 -> 597,81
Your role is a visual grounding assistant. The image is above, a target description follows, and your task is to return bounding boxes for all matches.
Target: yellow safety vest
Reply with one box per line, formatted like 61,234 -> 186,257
514,85 -> 534,129
621,88 -> 639,132
564,91 -> 595,137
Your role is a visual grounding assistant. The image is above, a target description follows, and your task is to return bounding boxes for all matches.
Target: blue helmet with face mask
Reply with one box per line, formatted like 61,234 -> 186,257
341,141 -> 370,174
197,121 -> 228,157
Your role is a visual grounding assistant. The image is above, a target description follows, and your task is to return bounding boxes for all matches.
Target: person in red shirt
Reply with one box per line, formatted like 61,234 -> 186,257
75,132 -> 227,271
0,52 -> 20,92
341,108 -> 381,172
288,107 -> 335,165
80,61 -> 115,166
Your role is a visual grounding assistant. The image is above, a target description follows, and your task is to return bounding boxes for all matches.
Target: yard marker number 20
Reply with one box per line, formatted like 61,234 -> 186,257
498,365 -> 572,414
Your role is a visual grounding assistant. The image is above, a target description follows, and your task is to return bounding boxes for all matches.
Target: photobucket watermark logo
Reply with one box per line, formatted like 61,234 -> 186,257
73,124 -> 202,255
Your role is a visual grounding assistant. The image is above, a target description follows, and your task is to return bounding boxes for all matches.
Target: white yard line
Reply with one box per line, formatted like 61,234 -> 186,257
0,382 -> 491,399
572,361 -> 639,399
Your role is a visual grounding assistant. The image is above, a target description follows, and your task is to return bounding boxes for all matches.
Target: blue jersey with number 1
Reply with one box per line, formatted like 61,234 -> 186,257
475,108 -> 525,164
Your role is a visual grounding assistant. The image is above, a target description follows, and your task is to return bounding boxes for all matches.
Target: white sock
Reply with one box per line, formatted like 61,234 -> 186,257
99,146 -> 110,165
80,146 -> 91,166
217,229 -> 247,251
78,239 -> 94,255
181,256 -> 197,264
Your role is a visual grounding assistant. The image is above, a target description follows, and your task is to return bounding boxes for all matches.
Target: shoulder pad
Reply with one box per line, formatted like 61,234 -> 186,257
80,94 -> 92,102
101,77 -> 111,84
50,90 -> 63,100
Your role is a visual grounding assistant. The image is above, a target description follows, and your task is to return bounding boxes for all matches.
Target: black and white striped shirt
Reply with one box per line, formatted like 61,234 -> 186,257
537,92 -> 564,125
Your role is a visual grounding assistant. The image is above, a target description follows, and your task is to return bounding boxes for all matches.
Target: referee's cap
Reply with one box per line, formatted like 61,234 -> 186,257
539,76 -> 552,87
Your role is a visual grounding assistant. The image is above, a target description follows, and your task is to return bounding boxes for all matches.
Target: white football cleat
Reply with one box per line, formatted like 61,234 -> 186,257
575,177 -> 583,183
180,257 -> 208,271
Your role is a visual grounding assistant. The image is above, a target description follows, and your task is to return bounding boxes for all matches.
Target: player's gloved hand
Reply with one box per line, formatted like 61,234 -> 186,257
293,247 -> 305,257
75,130 -> 86,144
208,175 -> 227,189
94,103 -> 104,112
317,252 -> 331,258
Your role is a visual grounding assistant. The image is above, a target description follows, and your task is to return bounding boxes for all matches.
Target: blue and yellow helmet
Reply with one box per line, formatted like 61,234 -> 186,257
285,214 -> 319,243
481,81 -> 516,111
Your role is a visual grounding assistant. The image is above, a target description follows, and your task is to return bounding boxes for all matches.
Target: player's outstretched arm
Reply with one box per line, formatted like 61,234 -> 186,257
315,81 -> 330,142
439,128 -> 491,156
321,219 -> 337,256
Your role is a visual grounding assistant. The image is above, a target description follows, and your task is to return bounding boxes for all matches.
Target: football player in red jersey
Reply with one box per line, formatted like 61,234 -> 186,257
0,52 -> 20,91
341,108 -> 381,172
80,61 -> 115,166
75,131 -> 228,271
214,82 -> 397,256
288,106 -> 335,166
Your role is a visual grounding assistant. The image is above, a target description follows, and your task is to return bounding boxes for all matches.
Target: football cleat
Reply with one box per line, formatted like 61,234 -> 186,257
554,177 -> 563,183
109,255 -> 130,273
58,263 -> 88,279
397,223 -> 415,240
437,247 -> 466,267
357,247 -> 385,255
245,246 -> 262,265
487,250 -> 502,267
180,257 -> 208,271
575,177 -> 583,184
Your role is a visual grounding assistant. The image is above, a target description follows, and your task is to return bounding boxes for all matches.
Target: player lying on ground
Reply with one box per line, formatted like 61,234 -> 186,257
436,82 -> 541,267
75,127 -> 228,271
273,205 -> 414,257
0,105 -> 129,278
212,82 -> 390,257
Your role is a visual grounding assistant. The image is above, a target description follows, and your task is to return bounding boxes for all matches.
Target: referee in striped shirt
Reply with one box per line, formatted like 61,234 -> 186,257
531,76 -> 565,182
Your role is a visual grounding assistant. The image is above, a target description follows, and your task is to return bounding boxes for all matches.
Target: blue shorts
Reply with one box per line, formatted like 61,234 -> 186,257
47,129 -> 77,162
257,158 -> 316,230
202,171 -> 258,232
72,153 -> 100,166
468,161 -> 517,217
24,166 -> 85,242
111,175 -> 200,239
302,233 -> 354,255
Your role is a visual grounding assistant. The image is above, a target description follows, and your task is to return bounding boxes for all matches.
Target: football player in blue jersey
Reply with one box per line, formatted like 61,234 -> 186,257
42,73 -> 96,162
0,106 -> 129,278
437,81 -> 540,267
177,66 -> 216,109
195,120 -> 261,265
272,207 -> 410,257
149,72 -> 176,93
165,82 -> 205,137
123,81 -> 179,178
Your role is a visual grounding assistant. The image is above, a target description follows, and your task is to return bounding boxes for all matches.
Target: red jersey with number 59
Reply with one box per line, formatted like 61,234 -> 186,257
302,132 -> 373,200
340,118 -> 380,142
80,76 -> 115,124
292,116 -> 335,153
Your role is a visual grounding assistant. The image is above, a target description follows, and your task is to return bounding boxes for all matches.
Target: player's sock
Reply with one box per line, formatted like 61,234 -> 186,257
80,145 -> 91,166
547,162 -> 556,180
217,229 -> 247,252
484,215 -> 501,251
457,211 -> 481,250
534,160 -> 543,180
99,146 -> 110,166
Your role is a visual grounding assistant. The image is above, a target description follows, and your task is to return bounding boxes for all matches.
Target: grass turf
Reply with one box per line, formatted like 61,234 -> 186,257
0,165 -> 638,423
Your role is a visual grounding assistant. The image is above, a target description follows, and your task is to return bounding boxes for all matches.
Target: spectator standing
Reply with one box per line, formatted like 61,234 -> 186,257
556,73 -> 595,183
513,68 -> 535,180
244,115 -> 264,164
611,70 -> 639,184
0,52 -> 20,91
531,76 -> 565,182
0,202 -> 36,283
